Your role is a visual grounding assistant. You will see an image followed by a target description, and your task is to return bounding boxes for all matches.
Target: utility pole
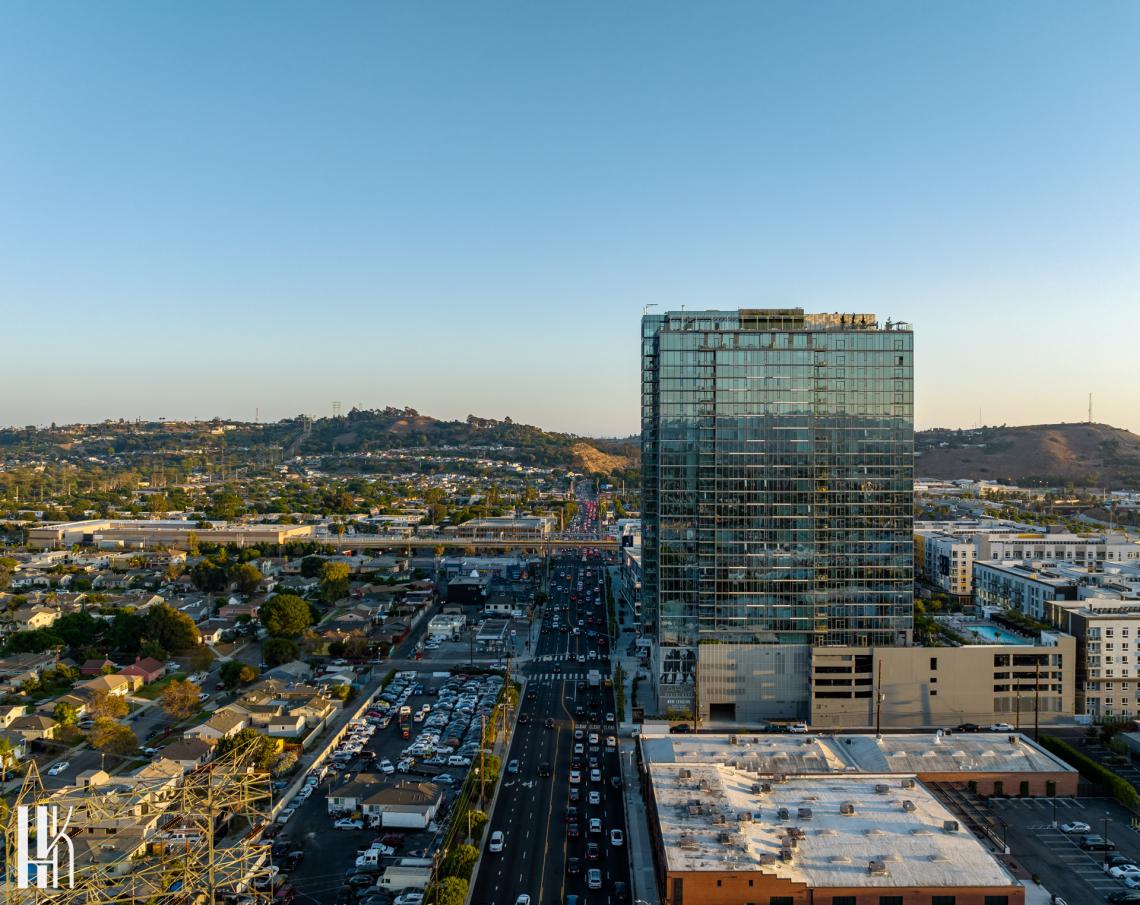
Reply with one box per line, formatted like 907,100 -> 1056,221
692,655 -> 700,732
875,660 -> 885,738
1034,659 -> 1041,741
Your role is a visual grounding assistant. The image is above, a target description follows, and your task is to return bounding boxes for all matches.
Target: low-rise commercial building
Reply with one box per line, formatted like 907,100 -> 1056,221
27,519 -> 314,550
456,516 -> 555,541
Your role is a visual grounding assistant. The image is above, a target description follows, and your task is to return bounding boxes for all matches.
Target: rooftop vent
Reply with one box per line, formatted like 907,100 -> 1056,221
779,849 -> 794,863
1009,735 -> 1021,745
730,735 -> 738,745
679,768 -> 692,779
758,853 -> 777,866
717,832 -> 733,844
931,854 -> 951,863
874,783 -> 890,794
900,778 -> 916,789
678,834 -> 698,850
777,808 -> 790,820
902,800 -> 917,813
943,820 -> 960,833
840,802 -> 856,816
737,811 -> 753,823
830,855 -> 852,864
798,807 -> 813,820
773,773 -> 787,783
790,827 -> 806,840
868,859 -> 889,876
864,828 -> 885,836
713,813 -> 727,825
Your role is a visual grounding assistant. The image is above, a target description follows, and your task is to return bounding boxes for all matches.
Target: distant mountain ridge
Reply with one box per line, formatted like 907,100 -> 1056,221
916,422 -> 1140,487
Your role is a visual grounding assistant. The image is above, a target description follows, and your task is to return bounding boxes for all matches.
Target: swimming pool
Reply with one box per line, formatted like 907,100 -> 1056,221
960,623 -> 1027,644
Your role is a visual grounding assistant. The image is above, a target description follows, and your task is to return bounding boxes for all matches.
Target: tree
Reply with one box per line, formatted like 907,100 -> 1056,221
263,637 -> 299,667
0,556 -> 19,591
88,689 -> 129,721
52,702 -> 78,727
300,556 -> 325,578
466,809 -> 488,841
436,877 -> 468,905
89,718 -> 139,756
147,493 -> 170,515
188,644 -> 214,672
145,603 -> 200,652
230,562 -> 263,596
220,660 -> 258,689
161,679 -> 201,721
216,727 -> 277,770
441,844 -> 478,881
319,561 -> 350,603
260,595 -> 312,639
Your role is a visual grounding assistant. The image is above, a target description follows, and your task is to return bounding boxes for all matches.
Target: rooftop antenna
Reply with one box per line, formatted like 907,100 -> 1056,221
1088,393 -> 1093,425
643,303 -> 658,316
333,401 -> 342,418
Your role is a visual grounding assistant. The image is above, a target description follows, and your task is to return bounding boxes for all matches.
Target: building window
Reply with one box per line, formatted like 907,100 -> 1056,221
932,898 -> 957,905
930,657 -> 938,670
832,898 -> 857,905
984,898 -> 1009,905
880,898 -> 904,905
770,899 -> 794,905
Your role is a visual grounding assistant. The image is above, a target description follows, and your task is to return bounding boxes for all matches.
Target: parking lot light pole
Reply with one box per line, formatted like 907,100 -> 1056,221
1104,812 -> 1111,866
1051,793 -> 1057,828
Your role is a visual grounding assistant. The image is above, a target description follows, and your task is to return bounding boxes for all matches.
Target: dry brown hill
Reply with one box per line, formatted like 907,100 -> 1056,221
571,441 -> 632,474
916,422 -> 1140,486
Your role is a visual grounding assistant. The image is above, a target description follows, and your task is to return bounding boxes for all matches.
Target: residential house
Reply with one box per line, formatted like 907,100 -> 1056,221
0,704 -> 28,728
7,605 -> 60,632
361,781 -> 444,830
0,651 -> 61,692
119,657 -> 166,685
264,660 -> 313,684
0,729 -> 28,762
76,674 -> 135,698
80,658 -> 117,677
267,713 -> 305,737
9,714 -> 58,741
157,738 -> 216,772
183,709 -> 247,742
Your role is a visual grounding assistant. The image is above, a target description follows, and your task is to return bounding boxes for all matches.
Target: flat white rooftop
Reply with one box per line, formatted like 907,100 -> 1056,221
651,766 -> 1018,889
641,731 -> 1075,777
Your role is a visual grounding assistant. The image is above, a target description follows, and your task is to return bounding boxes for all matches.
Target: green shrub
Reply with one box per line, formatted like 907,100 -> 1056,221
1040,735 -> 1140,810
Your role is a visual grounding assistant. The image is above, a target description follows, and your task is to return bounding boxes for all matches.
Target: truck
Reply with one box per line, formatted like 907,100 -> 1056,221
398,706 -> 412,739
378,858 -> 433,891
586,670 -> 601,689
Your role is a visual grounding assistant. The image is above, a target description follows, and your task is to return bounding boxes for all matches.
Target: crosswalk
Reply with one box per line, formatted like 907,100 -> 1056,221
530,672 -> 573,682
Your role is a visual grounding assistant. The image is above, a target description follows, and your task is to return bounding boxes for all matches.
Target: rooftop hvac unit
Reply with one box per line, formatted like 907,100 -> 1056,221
699,779 -> 713,791
798,807 -> 813,820
773,773 -> 787,783
790,827 -> 806,840
730,735 -> 738,745
1009,734 -> 1021,745
713,813 -> 726,825
777,808 -> 790,820
874,783 -> 890,794
751,783 -> 762,794
688,804 -> 704,816
679,835 -> 698,849
902,800 -> 917,813
943,820 -> 960,833
900,778 -> 916,789
779,848 -> 794,863
868,859 -> 888,876
679,768 -> 692,779
758,853 -> 777,866
840,802 -> 856,815
760,782 -> 772,793
738,811 -> 753,823
717,832 -> 733,844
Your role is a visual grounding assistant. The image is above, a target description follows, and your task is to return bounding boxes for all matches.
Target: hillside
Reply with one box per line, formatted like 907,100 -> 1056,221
916,422 -> 1140,487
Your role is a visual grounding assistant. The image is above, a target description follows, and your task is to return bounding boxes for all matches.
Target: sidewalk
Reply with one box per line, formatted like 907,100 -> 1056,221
619,735 -> 660,905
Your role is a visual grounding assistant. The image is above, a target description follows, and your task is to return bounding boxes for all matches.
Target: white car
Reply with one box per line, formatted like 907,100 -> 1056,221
588,791 -> 601,805
569,770 -> 581,784
380,760 -> 395,775
489,830 -> 505,853
514,897 -> 531,905
334,818 -> 364,830
589,818 -> 602,834
788,723 -> 809,734
610,828 -> 624,846
990,723 -> 1015,732
590,769 -> 601,783
394,895 -> 425,905
1107,864 -> 1140,879
1060,821 -> 1091,834
606,735 -> 617,748
47,762 -> 69,776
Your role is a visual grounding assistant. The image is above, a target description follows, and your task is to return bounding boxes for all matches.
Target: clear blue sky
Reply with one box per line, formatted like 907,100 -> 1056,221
2,2 -> 1139,436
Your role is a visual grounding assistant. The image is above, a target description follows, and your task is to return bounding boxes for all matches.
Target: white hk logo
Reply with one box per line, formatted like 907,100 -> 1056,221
16,805 -> 75,890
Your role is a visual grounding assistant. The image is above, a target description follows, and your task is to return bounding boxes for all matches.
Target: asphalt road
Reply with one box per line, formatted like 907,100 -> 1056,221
471,550 -> 630,905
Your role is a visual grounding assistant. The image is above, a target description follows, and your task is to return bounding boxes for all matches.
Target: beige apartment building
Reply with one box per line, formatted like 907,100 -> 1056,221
810,637 -> 1076,729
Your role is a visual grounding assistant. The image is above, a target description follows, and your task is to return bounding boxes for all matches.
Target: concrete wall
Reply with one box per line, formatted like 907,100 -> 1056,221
811,639 -> 1076,729
664,873 -> 1024,905
697,643 -> 811,722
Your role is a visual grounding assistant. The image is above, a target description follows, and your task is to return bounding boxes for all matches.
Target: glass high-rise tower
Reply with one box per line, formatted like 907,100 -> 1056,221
641,308 -> 914,720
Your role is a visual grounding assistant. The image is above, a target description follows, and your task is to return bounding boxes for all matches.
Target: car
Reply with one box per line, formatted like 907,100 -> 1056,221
788,723 -> 809,734
393,895 -> 424,905
606,735 -> 617,748
1107,893 -> 1140,904
590,769 -> 601,783
610,828 -> 624,846
1108,855 -> 1138,869
585,841 -> 600,861
589,818 -> 602,834
567,856 -> 582,875
989,722 -> 1015,732
1126,876 -> 1140,890
567,822 -> 580,839
588,790 -> 601,805
538,762 -> 551,777
334,818 -> 364,830
489,830 -> 505,853
956,722 -> 980,732
379,760 -> 395,775
348,873 -> 376,889
574,744 -> 585,755
569,770 -> 581,784
507,759 -> 520,774
514,896 -> 531,905
669,724 -> 691,734
436,773 -> 456,785
1060,821 -> 1092,834
47,762 -> 69,776
574,729 -> 585,740
1080,834 -> 1116,851
1109,865 -> 1140,879
613,881 -> 629,904
588,733 -> 599,745
611,775 -> 622,789
545,717 -> 555,728
587,868 -> 602,890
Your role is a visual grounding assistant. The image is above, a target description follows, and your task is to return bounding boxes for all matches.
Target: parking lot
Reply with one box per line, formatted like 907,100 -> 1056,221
267,668 -> 507,905
992,795 -> 1140,903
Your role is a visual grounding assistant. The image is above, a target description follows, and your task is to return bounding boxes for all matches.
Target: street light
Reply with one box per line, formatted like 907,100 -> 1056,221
1104,811 -> 1111,866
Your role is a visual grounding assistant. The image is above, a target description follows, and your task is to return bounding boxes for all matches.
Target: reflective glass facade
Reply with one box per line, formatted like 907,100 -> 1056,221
641,309 -> 913,674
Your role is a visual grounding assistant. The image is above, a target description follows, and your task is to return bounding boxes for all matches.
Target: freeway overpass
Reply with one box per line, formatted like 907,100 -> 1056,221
303,534 -> 618,551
